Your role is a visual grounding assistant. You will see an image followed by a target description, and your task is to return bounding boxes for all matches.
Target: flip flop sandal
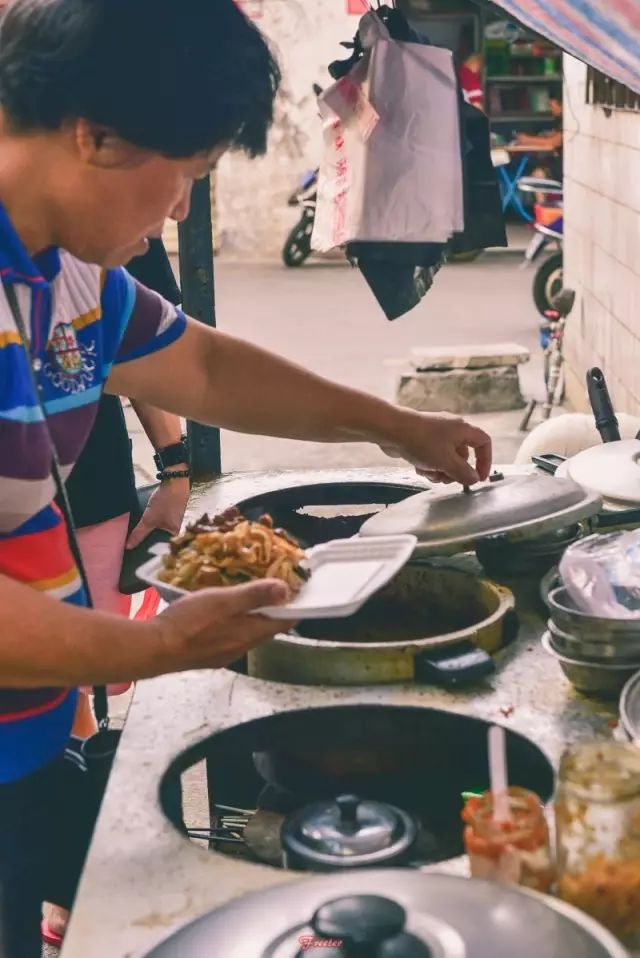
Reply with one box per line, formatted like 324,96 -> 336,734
41,918 -> 64,947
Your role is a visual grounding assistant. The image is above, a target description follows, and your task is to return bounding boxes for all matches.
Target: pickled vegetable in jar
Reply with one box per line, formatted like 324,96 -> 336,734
556,741 -> 640,942
462,786 -> 554,891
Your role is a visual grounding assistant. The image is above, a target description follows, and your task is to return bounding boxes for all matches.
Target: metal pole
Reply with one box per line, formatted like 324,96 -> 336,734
178,174 -> 222,480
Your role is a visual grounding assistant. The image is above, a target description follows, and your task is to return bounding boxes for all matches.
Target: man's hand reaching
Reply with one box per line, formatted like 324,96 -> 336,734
378,409 -> 492,486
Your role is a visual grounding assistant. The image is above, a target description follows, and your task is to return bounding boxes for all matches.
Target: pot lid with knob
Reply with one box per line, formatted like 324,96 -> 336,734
281,794 -> 418,870
141,870 -> 629,958
359,473 -> 601,554
554,439 -> 640,509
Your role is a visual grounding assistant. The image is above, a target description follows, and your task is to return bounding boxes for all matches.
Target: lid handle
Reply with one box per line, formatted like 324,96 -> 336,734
310,895 -> 431,957
336,794 -> 360,828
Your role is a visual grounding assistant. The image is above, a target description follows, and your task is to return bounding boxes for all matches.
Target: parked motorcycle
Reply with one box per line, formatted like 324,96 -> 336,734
518,176 -> 563,316
282,167 -> 318,268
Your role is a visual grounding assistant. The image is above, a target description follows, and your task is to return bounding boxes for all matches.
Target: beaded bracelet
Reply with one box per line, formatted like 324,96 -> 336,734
156,469 -> 191,482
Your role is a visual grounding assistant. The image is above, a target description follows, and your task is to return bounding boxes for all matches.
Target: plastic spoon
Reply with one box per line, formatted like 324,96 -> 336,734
489,725 -> 511,824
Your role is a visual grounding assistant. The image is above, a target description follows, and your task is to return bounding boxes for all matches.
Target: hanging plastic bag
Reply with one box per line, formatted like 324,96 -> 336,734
311,12 -> 463,252
559,530 -> 640,619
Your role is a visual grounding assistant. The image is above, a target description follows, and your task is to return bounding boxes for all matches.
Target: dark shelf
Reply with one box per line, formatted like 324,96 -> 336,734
486,75 -> 562,83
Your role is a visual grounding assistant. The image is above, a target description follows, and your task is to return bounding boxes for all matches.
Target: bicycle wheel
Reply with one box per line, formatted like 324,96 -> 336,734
533,253 -> 563,317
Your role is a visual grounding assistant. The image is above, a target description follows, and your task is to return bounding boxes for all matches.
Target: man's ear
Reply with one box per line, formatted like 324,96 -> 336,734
74,118 -> 147,170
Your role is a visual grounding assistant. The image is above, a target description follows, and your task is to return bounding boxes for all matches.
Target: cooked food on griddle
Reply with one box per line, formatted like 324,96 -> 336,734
159,507 -> 309,592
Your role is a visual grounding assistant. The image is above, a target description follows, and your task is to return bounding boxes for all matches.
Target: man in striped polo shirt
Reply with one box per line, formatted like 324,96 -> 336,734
0,1 -> 492,954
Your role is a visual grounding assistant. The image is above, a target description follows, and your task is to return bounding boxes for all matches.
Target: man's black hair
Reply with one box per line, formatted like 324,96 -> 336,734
0,0 -> 280,158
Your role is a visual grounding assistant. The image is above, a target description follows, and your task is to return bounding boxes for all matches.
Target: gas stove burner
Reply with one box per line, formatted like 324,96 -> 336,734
202,790 -> 445,872
174,706 -> 553,873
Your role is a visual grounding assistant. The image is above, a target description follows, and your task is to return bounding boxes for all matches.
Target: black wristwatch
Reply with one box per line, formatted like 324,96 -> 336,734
153,437 -> 189,472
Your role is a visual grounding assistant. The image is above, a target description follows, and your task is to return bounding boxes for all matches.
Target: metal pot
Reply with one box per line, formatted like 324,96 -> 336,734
280,794 -> 419,872
475,522 -> 584,578
142,870 -> 629,958
248,563 -> 517,688
542,632 -> 640,698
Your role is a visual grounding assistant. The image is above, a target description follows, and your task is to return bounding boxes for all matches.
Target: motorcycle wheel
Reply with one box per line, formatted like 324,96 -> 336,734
533,252 -> 563,316
282,215 -> 314,267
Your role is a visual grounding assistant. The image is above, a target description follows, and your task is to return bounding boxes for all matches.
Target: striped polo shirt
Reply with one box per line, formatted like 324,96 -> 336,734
0,204 -> 186,783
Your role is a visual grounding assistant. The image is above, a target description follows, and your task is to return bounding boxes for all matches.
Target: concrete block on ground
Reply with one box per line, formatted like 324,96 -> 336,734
410,342 -> 530,370
397,365 -> 525,415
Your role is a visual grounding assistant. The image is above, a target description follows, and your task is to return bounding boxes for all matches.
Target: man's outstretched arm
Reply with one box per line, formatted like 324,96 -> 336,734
107,318 -> 492,486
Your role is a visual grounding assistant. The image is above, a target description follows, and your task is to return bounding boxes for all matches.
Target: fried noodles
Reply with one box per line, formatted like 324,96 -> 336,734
159,507 -> 309,592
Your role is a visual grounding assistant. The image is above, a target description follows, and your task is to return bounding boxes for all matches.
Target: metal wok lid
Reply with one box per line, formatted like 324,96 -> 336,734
142,870 -> 628,958
561,440 -> 640,508
359,473 -> 601,555
281,794 -> 418,869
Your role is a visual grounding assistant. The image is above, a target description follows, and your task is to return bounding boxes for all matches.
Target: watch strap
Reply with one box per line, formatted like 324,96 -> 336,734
153,439 -> 188,471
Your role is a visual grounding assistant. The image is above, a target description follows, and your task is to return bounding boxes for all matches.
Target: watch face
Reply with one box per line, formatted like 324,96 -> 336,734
156,441 -> 188,470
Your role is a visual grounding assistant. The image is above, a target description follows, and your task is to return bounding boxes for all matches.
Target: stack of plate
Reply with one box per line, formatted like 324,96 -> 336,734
542,586 -> 640,697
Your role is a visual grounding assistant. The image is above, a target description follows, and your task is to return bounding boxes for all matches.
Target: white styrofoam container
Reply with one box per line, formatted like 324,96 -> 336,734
136,535 -> 417,620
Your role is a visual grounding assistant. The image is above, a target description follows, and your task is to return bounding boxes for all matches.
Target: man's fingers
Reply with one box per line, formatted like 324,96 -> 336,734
462,425 -> 493,481
447,456 -> 480,486
126,520 -> 149,550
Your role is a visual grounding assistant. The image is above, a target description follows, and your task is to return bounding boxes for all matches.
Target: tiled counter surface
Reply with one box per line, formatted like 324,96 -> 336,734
61,468 -> 622,958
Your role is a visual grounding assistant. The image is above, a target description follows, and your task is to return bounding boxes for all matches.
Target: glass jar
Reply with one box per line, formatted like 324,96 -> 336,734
556,741 -> 640,941
462,786 -> 554,892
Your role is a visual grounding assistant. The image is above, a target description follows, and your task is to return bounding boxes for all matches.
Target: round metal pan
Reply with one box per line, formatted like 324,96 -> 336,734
236,480 -> 426,548
248,563 -> 517,688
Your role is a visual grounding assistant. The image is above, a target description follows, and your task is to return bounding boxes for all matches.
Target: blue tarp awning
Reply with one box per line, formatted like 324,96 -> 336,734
489,0 -> 640,92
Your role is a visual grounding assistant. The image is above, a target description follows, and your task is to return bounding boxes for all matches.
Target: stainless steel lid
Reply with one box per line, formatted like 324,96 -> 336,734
143,870 -> 628,958
359,473 -> 602,554
563,440 -> 640,507
281,794 -> 417,868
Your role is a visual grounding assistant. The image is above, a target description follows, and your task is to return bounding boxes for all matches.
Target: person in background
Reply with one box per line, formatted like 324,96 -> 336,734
515,86 -> 563,183
456,23 -> 483,112
41,238 -> 190,948
459,52 -> 484,111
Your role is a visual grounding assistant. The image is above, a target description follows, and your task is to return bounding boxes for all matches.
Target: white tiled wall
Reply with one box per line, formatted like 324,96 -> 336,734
563,56 -> 640,412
